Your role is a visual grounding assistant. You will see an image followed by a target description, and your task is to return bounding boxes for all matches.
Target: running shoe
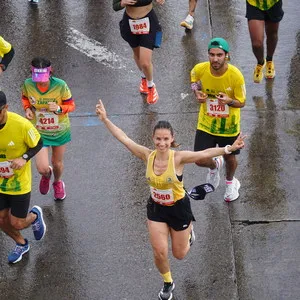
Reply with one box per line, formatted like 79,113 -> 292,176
28,0 -> 39,3
206,156 -> 224,189
253,60 -> 266,83
265,61 -> 275,79
8,239 -> 30,264
147,84 -> 159,104
53,180 -> 66,200
189,225 -> 195,246
224,177 -> 241,202
180,14 -> 194,30
39,166 -> 52,195
30,206 -> 46,240
139,77 -> 148,94
158,282 -> 175,300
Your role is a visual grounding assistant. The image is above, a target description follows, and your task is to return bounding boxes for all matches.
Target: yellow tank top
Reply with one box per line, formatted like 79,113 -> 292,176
146,150 -> 185,205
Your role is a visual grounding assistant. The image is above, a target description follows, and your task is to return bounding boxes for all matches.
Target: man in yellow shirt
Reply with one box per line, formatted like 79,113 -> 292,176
0,91 -> 46,264
246,0 -> 284,83
190,38 -> 246,202
0,36 -> 15,75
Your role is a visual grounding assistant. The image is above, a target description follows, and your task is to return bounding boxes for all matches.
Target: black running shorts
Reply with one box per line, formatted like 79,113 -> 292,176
0,192 -> 31,218
119,9 -> 162,50
246,0 -> 284,22
147,194 -> 195,231
194,130 -> 240,155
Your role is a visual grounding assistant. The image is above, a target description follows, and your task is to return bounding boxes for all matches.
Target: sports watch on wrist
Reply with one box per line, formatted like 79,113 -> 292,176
22,153 -> 29,161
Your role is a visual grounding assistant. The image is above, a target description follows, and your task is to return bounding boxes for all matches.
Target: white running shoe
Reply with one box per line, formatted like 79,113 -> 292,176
180,14 -> 194,30
206,156 -> 224,189
224,177 -> 241,202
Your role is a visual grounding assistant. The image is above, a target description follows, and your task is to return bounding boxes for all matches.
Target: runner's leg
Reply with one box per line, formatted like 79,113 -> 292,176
51,144 -> 66,182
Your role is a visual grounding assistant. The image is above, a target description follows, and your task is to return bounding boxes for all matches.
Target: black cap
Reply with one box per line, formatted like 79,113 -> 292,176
188,183 -> 215,200
0,91 -> 7,107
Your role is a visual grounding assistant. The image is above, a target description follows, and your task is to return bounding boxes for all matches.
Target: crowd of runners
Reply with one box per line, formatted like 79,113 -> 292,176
0,1 -> 284,300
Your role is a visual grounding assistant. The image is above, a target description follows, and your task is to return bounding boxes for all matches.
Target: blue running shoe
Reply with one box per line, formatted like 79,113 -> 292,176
8,239 -> 30,264
30,205 -> 46,240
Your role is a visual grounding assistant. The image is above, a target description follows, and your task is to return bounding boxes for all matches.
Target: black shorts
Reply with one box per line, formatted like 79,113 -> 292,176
0,192 -> 31,218
246,0 -> 284,22
194,130 -> 240,155
119,9 -> 162,50
147,194 -> 195,231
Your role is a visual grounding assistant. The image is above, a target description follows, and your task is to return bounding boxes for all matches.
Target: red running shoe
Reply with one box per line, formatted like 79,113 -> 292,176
53,180 -> 66,200
139,78 -> 148,94
39,166 -> 52,195
147,84 -> 159,104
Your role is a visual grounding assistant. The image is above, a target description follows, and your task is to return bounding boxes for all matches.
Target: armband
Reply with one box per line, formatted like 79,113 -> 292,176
224,145 -> 232,154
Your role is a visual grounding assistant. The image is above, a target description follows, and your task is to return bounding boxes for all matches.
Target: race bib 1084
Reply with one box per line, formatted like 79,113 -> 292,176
129,17 -> 150,35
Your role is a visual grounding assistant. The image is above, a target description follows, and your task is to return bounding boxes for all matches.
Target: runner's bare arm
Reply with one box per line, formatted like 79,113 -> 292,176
178,134 -> 246,164
96,100 -> 151,161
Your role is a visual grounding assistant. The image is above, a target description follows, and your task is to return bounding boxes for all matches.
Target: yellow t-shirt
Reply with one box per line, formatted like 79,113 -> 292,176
191,62 -> 246,137
0,112 -> 41,194
247,0 -> 280,10
0,36 -> 12,58
146,150 -> 185,205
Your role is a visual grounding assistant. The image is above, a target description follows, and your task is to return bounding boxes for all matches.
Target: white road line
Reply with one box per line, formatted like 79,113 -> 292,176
66,27 -> 128,70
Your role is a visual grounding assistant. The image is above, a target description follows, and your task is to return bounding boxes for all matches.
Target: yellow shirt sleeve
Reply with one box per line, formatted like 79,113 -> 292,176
0,36 -> 12,58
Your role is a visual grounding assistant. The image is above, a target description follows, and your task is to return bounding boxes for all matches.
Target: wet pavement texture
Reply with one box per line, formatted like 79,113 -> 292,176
0,0 -> 299,299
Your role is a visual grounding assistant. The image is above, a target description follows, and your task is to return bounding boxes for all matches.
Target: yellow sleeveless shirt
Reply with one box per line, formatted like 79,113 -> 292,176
146,150 -> 185,206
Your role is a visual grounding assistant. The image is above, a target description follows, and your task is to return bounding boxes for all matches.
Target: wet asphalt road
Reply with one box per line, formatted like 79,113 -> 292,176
0,0 -> 299,299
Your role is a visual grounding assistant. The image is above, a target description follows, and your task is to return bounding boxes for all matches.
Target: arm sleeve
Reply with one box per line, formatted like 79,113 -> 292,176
60,98 -> 76,114
22,94 -> 31,111
59,83 -> 76,114
0,47 -> 14,71
24,137 -> 43,161
113,0 -> 124,11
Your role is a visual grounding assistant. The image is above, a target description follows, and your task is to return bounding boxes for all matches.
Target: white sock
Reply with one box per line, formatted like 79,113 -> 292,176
147,80 -> 154,88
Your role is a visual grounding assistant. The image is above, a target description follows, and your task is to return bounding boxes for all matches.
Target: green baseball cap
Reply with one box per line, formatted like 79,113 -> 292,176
208,37 -> 230,53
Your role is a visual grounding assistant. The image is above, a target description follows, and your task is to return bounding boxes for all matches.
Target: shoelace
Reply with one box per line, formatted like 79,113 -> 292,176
162,283 -> 173,293
13,245 -> 26,254
54,182 -> 63,193
255,65 -> 264,74
32,221 -> 40,231
226,183 -> 234,195
41,176 -> 49,183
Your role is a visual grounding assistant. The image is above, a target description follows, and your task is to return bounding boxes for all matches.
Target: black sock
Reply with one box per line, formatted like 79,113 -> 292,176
266,56 -> 273,62
258,60 -> 265,65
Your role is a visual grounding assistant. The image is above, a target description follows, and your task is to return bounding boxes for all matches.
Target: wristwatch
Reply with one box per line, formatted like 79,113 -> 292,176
22,154 -> 29,161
